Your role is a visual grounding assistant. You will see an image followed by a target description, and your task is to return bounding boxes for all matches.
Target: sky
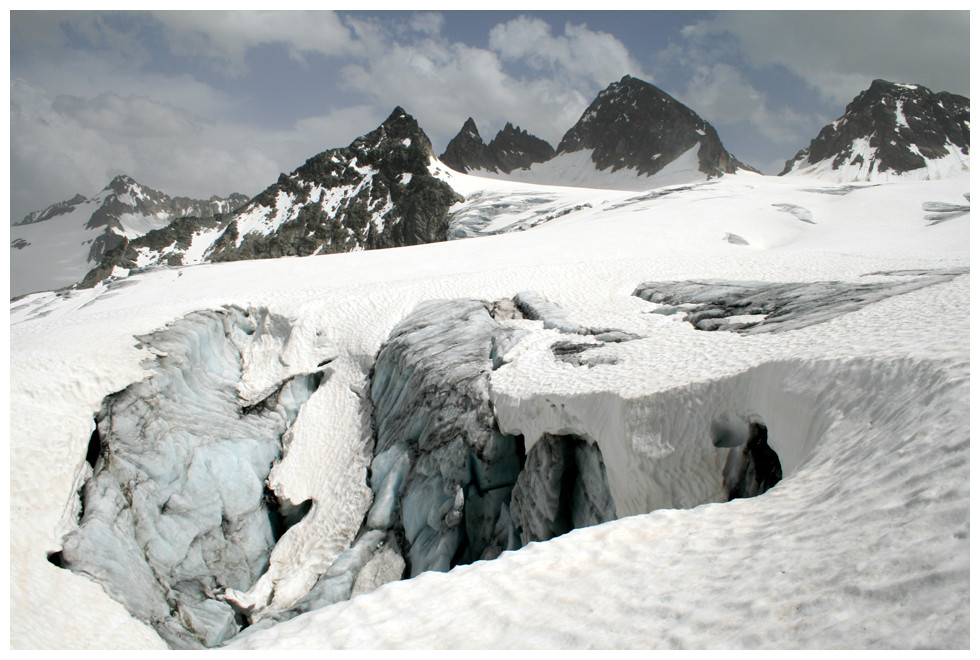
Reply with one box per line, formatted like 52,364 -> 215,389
8,9 -> 971,223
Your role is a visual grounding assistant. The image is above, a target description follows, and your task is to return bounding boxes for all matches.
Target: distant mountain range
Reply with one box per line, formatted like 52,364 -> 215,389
75,107 -> 462,290
11,76 -> 969,298
10,176 -> 247,297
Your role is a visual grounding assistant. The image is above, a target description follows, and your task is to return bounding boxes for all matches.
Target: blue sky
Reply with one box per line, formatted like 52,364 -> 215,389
9,10 -> 970,222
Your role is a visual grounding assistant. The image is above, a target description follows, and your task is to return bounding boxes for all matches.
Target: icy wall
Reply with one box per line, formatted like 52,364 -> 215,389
364,294 -> 780,577
511,433 -> 617,544
366,298 -> 531,576
58,307 -> 324,648
55,292 -> 789,647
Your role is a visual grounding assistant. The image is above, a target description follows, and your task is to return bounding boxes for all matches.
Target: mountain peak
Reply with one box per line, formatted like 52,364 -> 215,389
439,119 -> 554,174
868,78 -> 921,93
107,174 -> 139,193
387,106 -> 408,120
781,79 -> 970,180
461,117 -> 479,134
556,75 -> 753,178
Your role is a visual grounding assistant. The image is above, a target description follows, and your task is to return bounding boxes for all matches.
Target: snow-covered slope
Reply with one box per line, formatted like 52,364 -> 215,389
9,169 -> 969,649
467,144 -> 754,192
781,79 -> 970,182
10,176 -> 247,298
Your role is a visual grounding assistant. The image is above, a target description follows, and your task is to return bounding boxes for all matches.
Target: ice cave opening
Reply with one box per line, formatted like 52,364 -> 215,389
363,295 -> 784,584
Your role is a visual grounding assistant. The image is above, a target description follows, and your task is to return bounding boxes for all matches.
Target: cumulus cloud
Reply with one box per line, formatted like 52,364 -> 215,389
9,77 -> 383,222
678,63 -> 815,146
684,11 -> 969,104
407,12 -> 445,37
342,15 -> 647,148
488,16 -> 643,89
340,36 -> 589,148
154,11 -> 358,74
51,93 -> 203,140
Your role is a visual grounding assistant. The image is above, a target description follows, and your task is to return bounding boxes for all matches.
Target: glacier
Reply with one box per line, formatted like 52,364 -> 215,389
57,307 -> 325,647
9,168 -> 970,649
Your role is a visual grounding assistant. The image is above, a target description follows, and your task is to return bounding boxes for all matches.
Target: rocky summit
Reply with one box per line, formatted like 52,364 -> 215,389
440,118 -> 555,174
488,123 -> 557,173
439,118 -> 498,173
18,175 -> 248,264
555,75 -> 755,178
80,107 -> 463,287
781,79 -> 970,180
10,175 -> 248,297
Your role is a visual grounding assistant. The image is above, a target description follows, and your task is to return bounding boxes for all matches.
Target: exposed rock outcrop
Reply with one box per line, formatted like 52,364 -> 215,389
440,118 -> 555,174
781,79 -> 970,180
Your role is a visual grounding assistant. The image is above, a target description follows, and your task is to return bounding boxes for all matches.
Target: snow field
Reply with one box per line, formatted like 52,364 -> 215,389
8,172 -> 970,648
468,145 -> 712,191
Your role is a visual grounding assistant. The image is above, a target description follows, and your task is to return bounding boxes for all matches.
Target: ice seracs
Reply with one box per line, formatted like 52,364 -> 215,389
57,307 -> 325,648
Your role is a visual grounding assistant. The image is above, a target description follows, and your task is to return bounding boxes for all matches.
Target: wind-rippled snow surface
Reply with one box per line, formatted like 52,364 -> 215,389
10,171 -> 969,649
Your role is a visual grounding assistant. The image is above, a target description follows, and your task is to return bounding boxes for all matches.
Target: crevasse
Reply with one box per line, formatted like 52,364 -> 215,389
58,307 -> 324,648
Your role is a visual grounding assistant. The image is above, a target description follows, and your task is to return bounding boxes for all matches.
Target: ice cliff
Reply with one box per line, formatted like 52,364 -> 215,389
58,307 -> 324,648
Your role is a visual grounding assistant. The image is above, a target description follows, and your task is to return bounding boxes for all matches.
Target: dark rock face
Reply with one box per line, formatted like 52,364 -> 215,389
439,118 -> 499,173
79,212 -> 231,288
440,118 -> 555,174
556,75 -> 755,177
80,108 -> 464,287
207,107 -> 462,262
16,193 -> 88,226
781,79 -> 970,177
487,123 -> 556,172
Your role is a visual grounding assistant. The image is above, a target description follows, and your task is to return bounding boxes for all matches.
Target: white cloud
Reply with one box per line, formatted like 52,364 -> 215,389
684,11 -> 969,105
14,45 -> 236,120
341,15 -> 649,150
488,16 -> 644,90
407,12 -> 445,37
8,77 -> 384,222
154,10 -> 358,74
51,93 -> 203,140
679,63 -> 815,146
340,37 -> 591,150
